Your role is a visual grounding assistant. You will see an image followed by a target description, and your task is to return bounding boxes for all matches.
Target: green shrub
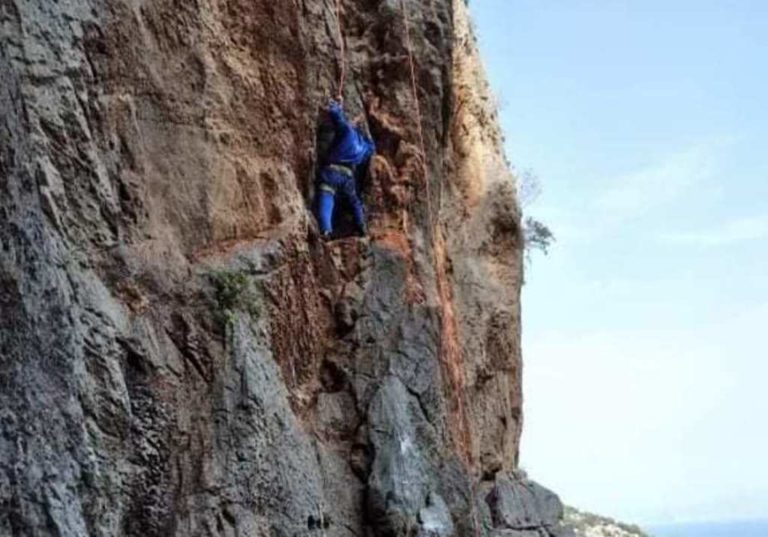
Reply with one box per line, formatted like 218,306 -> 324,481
209,269 -> 261,327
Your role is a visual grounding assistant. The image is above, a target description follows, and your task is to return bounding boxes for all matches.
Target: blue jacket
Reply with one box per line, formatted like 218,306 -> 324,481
324,102 -> 375,168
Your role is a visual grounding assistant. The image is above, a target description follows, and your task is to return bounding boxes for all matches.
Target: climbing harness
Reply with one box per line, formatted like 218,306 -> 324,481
333,0 -> 347,100
328,163 -> 354,176
318,183 -> 337,194
318,165 -> 352,194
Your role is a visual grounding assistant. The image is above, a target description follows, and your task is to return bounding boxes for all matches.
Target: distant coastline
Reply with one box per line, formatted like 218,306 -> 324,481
645,519 -> 768,537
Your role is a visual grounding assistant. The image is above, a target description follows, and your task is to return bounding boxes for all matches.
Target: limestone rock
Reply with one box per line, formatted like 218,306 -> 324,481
0,0 -> 565,535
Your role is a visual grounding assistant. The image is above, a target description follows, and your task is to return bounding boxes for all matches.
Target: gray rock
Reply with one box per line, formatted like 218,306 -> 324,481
485,474 -> 565,532
0,0 -> 563,535
367,376 -> 432,527
317,391 -> 358,437
419,492 -> 455,537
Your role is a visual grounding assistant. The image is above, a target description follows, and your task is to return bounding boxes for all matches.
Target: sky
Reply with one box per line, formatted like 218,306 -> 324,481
471,0 -> 768,526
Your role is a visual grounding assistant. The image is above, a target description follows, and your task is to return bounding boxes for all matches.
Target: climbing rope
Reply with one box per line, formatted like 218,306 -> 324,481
324,4 -> 482,536
400,6 -> 481,537
333,0 -> 347,100
399,0 -> 434,228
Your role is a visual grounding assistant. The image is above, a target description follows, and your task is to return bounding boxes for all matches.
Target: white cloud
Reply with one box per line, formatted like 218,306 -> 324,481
659,215 -> 768,246
594,145 -> 717,222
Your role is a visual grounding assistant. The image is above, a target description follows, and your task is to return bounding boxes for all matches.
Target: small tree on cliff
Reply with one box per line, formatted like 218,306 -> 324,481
524,217 -> 554,256
516,169 -> 555,260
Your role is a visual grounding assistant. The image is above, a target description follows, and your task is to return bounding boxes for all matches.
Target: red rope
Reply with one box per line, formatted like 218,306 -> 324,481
399,0 -> 433,227
400,5 -> 481,537
334,0 -> 347,100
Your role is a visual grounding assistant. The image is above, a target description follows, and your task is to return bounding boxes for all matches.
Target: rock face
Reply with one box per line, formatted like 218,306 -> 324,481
0,0 -> 569,535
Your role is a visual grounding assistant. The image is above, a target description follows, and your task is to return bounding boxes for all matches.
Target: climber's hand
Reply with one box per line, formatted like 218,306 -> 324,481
326,98 -> 345,126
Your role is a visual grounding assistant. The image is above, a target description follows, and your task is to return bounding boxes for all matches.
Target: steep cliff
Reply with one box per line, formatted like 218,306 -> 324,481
0,1 -> 570,535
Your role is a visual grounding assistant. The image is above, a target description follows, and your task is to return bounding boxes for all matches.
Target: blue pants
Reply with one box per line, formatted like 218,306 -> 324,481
315,167 -> 365,234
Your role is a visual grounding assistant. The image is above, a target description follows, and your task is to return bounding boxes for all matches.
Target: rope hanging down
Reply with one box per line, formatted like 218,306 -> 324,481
333,0 -> 347,99
400,6 -> 480,537
331,3 -> 480,536
399,0 -> 433,226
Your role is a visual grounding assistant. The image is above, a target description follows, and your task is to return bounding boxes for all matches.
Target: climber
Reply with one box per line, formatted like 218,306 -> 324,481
314,99 -> 375,239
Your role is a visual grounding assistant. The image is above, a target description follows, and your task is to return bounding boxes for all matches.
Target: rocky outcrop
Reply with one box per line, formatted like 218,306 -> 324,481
1,0 -> 568,535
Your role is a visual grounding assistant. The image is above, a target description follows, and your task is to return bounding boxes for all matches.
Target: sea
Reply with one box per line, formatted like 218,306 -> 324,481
646,520 -> 768,537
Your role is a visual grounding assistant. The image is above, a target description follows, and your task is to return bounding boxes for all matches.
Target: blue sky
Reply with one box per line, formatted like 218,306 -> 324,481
472,0 -> 768,526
